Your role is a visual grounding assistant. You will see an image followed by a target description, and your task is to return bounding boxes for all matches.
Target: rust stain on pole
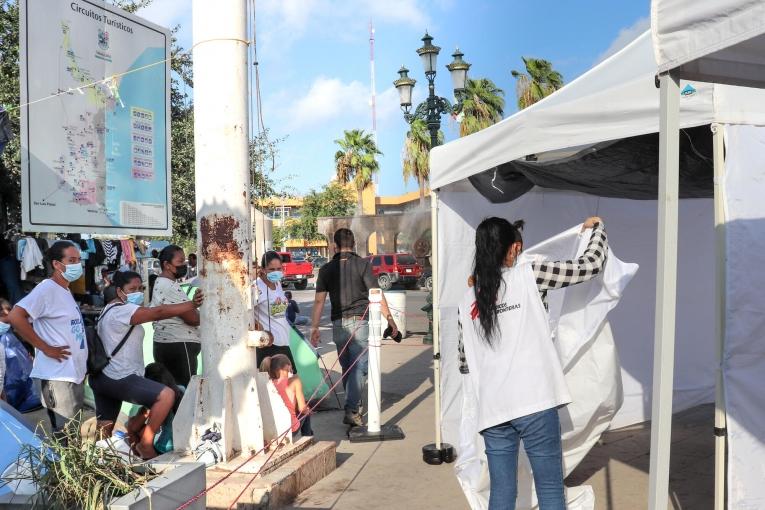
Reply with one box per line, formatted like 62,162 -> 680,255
200,214 -> 248,287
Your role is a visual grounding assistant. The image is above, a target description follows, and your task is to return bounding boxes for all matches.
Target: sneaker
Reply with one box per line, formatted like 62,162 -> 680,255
343,410 -> 363,427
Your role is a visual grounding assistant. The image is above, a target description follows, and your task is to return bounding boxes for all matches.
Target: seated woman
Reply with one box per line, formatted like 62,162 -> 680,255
260,354 -> 313,437
89,270 -> 203,459
125,362 -> 184,456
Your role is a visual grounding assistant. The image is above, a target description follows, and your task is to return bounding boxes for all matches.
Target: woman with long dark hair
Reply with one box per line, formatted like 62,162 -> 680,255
150,245 -> 200,387
459,216 -> 608,510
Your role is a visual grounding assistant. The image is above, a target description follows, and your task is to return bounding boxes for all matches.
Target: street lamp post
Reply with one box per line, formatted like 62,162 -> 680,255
394,32 -> 471,147
394,32 -> 470,467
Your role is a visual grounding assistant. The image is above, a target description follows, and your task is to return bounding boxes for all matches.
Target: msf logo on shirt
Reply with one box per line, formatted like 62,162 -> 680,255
71,318 -> 86,350
469,301 -> 521,320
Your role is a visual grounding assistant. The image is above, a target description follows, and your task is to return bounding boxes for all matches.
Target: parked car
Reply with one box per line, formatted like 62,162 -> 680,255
367,253 -> 422,290
312,256 -> 328,268
278,252 -> 314,290
419,269 -> 433,292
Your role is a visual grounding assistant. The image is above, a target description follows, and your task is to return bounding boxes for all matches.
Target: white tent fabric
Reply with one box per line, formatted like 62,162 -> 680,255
451,224 -> 636,509
430,30 -> 765,191
438,189 -> 716,434
651,0 -> 765,87
721,124 -> 765,509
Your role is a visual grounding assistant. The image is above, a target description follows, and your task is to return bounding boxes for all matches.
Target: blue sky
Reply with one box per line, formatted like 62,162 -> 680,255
138,0 -> 650,197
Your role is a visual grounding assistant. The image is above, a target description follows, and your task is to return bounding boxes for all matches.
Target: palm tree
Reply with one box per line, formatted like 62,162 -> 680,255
334,129 -> 382,214
510,57 -> 564,110
458,78 -> 505,137
402,119 -> 443,206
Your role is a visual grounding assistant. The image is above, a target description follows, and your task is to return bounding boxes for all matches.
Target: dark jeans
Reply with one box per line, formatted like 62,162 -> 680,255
332,318 -> 369,413
0,255 -> 23,305
153,341 -> 201,388
482,407 -> 566,510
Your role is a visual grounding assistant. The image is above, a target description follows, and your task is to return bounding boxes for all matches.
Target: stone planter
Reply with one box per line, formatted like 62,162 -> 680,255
0,462 -> 206,510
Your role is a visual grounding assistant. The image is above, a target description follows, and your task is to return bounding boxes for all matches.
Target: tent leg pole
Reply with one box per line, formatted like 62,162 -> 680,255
422,190 -> 454,465
648,72 -> 680,510
712,123 -> 727,510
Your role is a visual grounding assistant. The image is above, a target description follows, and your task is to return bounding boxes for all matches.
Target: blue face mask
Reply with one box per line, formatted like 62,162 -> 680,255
0,322 -> 10,335
266,271 -> 284,283
60,263 -> 83,282
126,292 -> 144,306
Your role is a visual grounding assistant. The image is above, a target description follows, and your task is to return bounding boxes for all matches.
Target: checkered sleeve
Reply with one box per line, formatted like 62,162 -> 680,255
457,312 -> 470,374
533,223 -> 608,291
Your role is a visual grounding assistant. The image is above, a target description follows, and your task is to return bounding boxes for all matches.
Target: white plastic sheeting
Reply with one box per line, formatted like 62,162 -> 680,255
450,224 -> 636,509
651,0 -> 765,87
430,30 -> 765,191
722,125 -> 765,509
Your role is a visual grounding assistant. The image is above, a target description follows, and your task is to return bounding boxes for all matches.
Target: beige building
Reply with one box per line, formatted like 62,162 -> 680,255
258,184 -> 430,256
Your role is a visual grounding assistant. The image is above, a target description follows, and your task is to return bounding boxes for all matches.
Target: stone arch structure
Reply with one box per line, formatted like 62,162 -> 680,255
317,211 -> 431,261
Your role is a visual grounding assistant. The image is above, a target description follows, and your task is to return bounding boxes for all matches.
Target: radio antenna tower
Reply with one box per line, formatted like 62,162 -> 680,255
369,20 -> 379,184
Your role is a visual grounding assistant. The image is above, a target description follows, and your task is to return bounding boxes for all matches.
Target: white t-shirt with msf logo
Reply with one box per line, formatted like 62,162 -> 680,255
17,279 -> 88,384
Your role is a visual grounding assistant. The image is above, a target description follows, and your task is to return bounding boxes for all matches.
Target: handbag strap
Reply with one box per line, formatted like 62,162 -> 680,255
97,302 -> 136,358
110,324 -> 135,358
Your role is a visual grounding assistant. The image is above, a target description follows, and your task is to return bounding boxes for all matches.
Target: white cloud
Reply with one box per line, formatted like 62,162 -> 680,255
281,77 -> 370,131
272,76 -> 427,133
595,16 -> 650,64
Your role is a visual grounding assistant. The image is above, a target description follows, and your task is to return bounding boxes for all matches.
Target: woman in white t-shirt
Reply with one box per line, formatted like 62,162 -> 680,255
150,245 -> 201,387
460,216 -> 608,510
253,251 -> 296,371
90,270 -> 204,459
8,241 -> 88,432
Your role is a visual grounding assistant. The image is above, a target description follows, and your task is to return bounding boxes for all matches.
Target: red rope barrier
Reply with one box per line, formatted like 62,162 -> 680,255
175,306 -> 371,510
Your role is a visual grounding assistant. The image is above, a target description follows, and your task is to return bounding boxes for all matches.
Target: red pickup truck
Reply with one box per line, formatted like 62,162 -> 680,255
367,253 -> 422,290
278,252 -> 314,290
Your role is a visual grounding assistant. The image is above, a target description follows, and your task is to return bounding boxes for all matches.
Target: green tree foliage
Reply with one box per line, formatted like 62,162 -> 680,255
333,129 -> 381,214
402,119 -> 442,206
510,57 -> 564,110
274,182 -> 354,243
0,0 -> 20,231
458,78 -> 505,137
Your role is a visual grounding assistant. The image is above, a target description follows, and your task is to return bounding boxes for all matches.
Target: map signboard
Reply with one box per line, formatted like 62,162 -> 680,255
20,0 -> 171,235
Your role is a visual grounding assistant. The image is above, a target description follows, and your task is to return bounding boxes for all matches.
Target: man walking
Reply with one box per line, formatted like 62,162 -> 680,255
311,228 -> 398,427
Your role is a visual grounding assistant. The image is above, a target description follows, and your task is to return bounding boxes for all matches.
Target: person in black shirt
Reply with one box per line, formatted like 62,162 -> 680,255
311,228 -> 398,427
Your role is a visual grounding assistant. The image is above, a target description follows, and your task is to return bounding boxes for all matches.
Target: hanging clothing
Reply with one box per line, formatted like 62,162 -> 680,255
120,240 -> 136,264
20,237 -> 44,280
103,241 -> 118,265
15,239 -> 26,262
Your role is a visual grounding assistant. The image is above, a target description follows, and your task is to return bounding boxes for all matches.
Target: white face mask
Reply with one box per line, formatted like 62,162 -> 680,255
0,321 -> 10,335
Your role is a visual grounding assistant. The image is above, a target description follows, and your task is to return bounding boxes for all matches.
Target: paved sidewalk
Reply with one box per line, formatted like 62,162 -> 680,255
290,329 -> 715,510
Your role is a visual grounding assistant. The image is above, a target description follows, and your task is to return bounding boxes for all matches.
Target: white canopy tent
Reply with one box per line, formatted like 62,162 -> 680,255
429,29 -> 765,509
652,3 -> 765,509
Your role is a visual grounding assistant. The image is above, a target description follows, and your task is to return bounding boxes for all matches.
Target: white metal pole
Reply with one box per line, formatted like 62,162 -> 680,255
711,123 -> 727,510
367,289 -> 383,434
431,190 -> 442,450
648,72 -> 680,510
191,0 -> 262,459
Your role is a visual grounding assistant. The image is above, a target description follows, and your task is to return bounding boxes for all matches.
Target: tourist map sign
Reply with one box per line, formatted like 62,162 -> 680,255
20,0 -> 171,235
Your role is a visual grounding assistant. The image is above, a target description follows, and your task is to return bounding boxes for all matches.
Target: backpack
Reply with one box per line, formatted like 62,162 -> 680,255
85,304 -> 135,376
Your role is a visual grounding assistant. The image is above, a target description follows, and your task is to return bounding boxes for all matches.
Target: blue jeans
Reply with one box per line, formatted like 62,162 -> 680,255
332,318 -> 369,413
482,407 -> 565,510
